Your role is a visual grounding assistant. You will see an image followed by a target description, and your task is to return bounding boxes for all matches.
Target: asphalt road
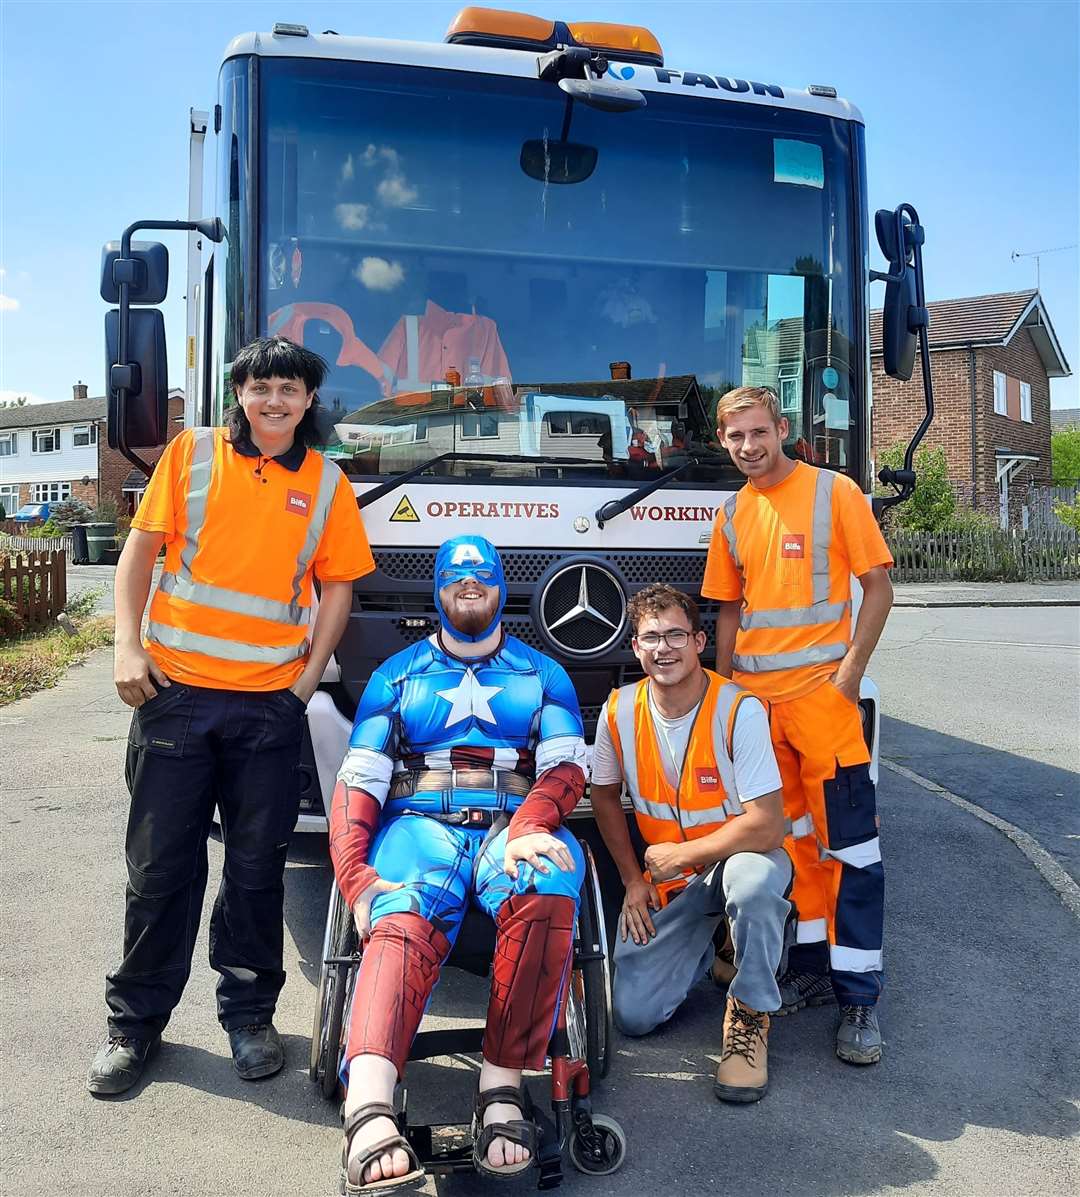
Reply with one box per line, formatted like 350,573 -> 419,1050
1,611 -> 1078,1196
874,605 -> 1080,880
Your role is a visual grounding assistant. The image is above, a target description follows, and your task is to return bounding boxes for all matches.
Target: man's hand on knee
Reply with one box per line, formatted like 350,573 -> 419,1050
351,876 -> 405,940
619,877 -> 660,945
503,833 -> 575,880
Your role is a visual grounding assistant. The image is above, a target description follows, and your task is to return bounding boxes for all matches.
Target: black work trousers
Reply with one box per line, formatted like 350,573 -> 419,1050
105,680 -> 305,1039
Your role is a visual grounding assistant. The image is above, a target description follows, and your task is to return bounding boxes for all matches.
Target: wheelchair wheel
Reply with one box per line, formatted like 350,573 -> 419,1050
576,843 -> 613,1079
569,1114 -> 627,1175
310,881 -> 357,1098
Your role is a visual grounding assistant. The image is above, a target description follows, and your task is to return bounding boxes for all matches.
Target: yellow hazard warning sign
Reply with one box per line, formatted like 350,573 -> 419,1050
390,494 -> 420,523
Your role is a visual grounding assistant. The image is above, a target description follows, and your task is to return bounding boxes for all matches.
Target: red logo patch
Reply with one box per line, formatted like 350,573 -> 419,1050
286,490 -> 311,516
697,769 -> 720,790
781,534 -> 805,558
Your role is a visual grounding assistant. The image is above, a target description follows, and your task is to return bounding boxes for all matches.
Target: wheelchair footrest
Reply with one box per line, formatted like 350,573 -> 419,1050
408,1027 -> 485,1060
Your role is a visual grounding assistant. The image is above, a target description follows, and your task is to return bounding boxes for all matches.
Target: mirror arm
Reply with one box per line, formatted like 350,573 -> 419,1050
112,218 -> 226,476
873,204 -> 936,521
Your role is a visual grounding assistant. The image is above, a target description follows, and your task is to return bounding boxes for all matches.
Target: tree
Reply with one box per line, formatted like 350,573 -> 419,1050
875,443 -> 957,532
1050,428 -> 1080,487
0,396 -> 28,408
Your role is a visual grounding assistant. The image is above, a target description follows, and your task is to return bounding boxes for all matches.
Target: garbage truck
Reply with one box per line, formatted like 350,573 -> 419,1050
101,7 -> 933,835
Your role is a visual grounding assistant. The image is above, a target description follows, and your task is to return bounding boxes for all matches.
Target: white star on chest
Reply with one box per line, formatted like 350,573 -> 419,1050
435,668 -> 504,727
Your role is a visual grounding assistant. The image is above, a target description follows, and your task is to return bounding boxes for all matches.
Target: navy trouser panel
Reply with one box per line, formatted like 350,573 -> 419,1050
105,683 -> 303,1038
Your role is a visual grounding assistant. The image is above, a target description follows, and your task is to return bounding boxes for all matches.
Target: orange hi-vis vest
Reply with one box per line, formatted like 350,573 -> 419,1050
720,468 -> 850,677
145,426 -> 342,683
607,670 -> 751,847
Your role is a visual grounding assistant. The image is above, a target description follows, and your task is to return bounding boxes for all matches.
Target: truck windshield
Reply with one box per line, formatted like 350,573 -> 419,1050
257,58 -> 860,485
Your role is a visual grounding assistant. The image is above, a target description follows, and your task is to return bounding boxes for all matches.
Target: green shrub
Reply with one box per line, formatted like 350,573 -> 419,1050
1051,428 -> 1080,487
91,496 -> 120,524
876,443 -> 956,532
50,499 -> 93,530
1053,496 -> 1080,533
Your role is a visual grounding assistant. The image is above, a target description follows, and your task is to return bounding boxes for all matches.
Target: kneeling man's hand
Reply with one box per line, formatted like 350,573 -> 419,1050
504,833 -> 575,880
620,877 -> 661,945
643,842 -> 685,882
352,876 -> 405,941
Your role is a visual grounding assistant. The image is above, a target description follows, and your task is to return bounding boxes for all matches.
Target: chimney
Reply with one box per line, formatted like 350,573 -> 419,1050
609,361 -> 631,381
73,380 -> 88,401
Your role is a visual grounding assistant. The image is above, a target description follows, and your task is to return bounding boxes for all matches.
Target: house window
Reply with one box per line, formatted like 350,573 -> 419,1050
32,427 -> 62,453
31,482 -> 71,502
461,412 -> 499,439
387,416 -> 429,445
73,423 -> 98,447
0,483 -> 19,513
1019,382 -> 1031,423
548,412 -> 608,436
779,374 -> 801,415
992,371 -> 1007,416
0,431 -> 16,456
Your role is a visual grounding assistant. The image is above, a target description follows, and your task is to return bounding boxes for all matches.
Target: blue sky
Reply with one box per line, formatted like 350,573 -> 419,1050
1,0 -> 1077,407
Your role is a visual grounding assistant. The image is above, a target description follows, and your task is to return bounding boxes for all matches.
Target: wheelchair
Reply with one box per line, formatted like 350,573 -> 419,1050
310,839 -> 626,1188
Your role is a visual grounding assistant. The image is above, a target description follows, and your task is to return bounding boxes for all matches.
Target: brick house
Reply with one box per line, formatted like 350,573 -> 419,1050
0,383 -> 184,519
870,290 -> 1070,528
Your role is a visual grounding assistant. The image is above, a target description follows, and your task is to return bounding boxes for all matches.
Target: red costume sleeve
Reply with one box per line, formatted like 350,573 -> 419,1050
328,779 -> 382,909
507,762 -> 585,838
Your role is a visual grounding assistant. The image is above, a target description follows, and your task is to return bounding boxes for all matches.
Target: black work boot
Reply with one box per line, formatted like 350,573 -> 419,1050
775,969 -> 837,1016
87,1033 -> 161,1096
228,1023 -> 284,1080
836,1004 -> 883,1065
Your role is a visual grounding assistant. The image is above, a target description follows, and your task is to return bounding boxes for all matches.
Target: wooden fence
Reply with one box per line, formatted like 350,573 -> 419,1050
0,549 -> 68,636
0,531 -> 74,555
887,527 -> 1080,582
1026,484 -> 1079,531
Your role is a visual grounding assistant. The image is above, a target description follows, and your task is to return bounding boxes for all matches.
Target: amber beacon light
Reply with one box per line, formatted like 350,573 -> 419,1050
446,6 -> 664,66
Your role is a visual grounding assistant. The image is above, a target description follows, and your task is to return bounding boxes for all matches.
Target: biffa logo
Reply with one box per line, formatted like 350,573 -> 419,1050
781,534 -> 805,559
697,769 -> 720,790
286,490 -> 311,516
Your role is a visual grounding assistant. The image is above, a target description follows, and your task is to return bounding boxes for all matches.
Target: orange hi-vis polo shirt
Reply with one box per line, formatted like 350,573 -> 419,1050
702,461 -> 893,703
132,426 -> 375,692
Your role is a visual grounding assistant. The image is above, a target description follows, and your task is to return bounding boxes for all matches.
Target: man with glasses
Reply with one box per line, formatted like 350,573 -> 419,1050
328,535 -> 588,1189
590,583 -> 792,1103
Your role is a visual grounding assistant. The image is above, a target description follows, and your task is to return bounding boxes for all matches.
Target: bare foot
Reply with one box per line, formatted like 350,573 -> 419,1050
483,1097 -> 531,1170
347,1114 -> 412,1186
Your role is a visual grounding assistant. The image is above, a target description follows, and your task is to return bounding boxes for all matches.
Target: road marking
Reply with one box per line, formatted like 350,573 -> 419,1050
882,759 -> 1080,922
921,637 -> 1079,650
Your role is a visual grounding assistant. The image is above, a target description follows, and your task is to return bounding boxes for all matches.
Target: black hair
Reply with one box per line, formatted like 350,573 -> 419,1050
226,336 -> 329,449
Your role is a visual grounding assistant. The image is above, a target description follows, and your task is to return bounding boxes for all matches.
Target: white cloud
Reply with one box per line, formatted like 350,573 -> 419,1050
342,154 -> 354,181
377,175 -> 418,208
0,294 -> 19,312
0,390 -> 51,405
354,257 -> 405,291
335,202 -> 371,231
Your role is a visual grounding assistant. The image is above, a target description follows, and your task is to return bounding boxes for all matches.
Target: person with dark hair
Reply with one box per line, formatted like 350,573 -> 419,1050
589,582 -> 792,1103
88,335 -> 375,1096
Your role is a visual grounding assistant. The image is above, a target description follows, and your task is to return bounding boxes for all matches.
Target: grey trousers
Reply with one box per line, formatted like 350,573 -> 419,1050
613,849 -> 793,1035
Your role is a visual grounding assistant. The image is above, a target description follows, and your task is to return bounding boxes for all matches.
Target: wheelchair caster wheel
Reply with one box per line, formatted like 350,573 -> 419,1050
568,1114 -> 626,1175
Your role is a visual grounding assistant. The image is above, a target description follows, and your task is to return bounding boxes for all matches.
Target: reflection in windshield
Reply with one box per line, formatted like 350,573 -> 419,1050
259,59 -> 859,483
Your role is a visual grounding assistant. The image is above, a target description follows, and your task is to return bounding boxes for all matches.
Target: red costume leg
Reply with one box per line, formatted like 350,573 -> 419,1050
345,911 -> 451,1078
484,893 -> 577,1071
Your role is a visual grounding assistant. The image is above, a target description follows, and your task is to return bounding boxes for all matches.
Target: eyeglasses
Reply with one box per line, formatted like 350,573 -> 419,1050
635,629 -> 692,650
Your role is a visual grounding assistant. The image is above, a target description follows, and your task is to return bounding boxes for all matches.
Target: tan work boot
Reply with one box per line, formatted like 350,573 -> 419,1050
713,995 -> 770,1103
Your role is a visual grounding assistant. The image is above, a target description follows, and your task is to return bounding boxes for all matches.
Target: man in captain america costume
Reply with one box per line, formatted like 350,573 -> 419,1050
329,534 -> 587,1193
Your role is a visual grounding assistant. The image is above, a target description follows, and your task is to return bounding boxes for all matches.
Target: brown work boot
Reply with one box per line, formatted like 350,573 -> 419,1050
713,995 -> 770,1103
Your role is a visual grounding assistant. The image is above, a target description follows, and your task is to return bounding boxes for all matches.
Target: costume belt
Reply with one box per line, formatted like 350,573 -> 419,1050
396,807 -> 506,829
388,768 -> 532,801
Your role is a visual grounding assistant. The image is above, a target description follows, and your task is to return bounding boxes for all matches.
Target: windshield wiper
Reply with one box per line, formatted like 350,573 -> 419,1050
356,451 -> 592,509
594,458 -> 700,528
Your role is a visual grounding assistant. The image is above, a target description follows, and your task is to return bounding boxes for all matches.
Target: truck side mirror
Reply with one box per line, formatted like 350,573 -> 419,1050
100,241 -> 169,305
874,208 -> 920,382
105,308 -> 168,448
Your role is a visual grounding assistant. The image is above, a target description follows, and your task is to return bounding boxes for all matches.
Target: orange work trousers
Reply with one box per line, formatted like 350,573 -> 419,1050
769,681 -> 883,1005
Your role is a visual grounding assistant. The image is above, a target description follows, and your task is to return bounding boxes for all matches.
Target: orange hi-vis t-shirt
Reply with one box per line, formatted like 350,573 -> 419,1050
701,461 -> 893,703
132,427 -> 375,692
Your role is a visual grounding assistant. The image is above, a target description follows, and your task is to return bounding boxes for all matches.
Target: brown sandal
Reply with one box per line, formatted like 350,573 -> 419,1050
471,1084 -> 537,1178
340,1102 -> 424,1194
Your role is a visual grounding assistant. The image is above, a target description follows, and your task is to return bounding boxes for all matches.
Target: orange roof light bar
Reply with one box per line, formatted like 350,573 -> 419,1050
446,7 -> 664,66
566,21 -> 663,65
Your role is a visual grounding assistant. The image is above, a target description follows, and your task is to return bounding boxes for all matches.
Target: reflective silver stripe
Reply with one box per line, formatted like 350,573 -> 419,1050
681,803 -> 735,827
733,642 -> 848,673
290,456 -> 342,607
721,492 -> 741,570
740,600 -> 850,630
179,427 -> 215,579
158,571 -> 304,625
146,621 -> 307,665
787,813 -> 815,838
812,469 -> 836,604
825,836 -> 882,867
612,684 -> 640,801
710,682 -> 743,814
631,793 -> 678,823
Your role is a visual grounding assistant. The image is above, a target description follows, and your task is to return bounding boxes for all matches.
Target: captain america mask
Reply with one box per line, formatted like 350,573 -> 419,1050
434,536 -> 507,642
